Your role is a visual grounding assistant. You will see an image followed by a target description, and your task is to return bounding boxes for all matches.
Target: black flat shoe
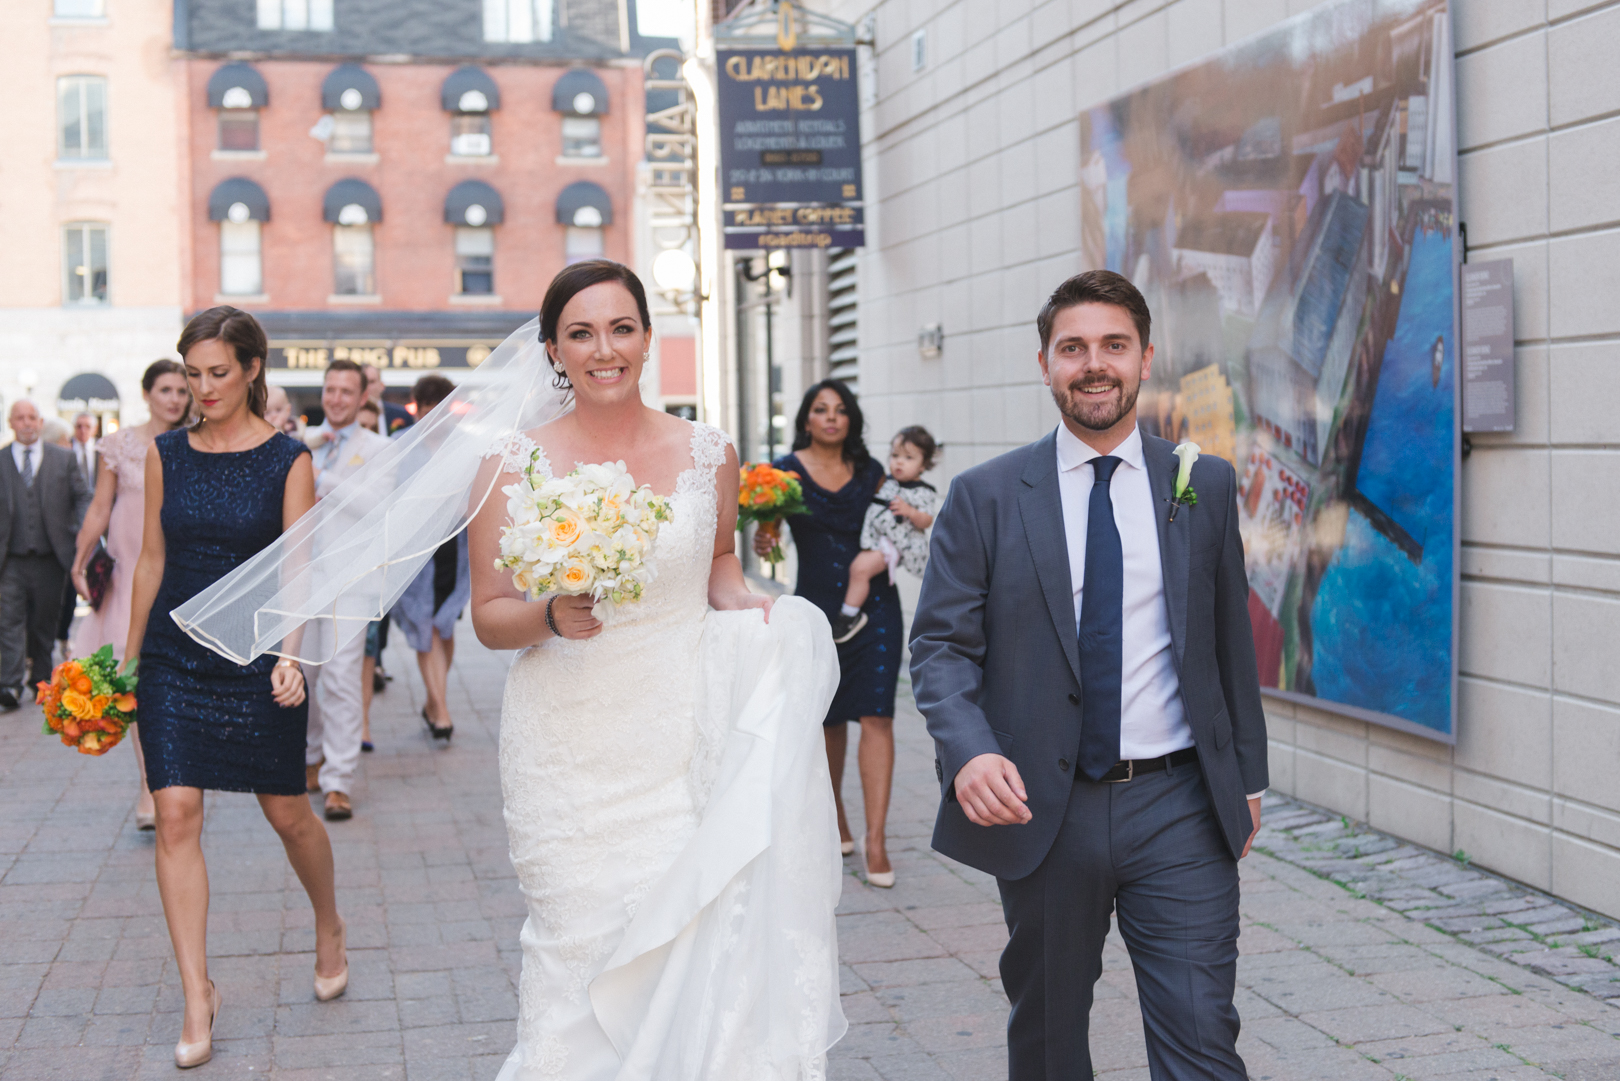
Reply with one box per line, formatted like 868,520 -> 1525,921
422,707 -> 453,741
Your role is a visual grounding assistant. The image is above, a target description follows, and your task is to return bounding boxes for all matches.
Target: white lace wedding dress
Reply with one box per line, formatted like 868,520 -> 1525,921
492,421 -> 846,1081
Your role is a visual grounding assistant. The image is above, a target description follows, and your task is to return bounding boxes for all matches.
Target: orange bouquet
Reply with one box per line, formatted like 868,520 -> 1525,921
738,462 -> 808,563
39,645 -> 137,756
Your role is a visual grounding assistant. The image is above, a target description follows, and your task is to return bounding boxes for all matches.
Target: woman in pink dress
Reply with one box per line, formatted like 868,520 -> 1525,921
71,359 -> 190,829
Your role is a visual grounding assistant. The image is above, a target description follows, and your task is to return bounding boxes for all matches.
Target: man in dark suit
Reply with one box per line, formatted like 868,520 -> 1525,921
0,400 -> 92,708
910,271 -> 1269,1080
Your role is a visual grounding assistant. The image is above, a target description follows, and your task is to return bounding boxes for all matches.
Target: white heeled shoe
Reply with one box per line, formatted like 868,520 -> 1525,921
856,840 -> 895,889
314,920 -> 348,1001
173,979 -> 219,1069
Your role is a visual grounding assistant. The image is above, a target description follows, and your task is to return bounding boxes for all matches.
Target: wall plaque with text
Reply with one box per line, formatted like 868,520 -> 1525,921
1461,259 -> 1515,433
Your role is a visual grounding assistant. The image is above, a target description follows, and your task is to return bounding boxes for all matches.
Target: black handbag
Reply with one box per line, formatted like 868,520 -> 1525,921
84,544 -> 114,611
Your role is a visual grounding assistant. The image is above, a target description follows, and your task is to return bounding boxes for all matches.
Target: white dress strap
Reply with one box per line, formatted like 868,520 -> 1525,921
688,421 -> 732,474
488,432 -> 551,478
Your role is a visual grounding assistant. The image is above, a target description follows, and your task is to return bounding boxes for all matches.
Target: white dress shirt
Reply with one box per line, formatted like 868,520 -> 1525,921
10,439 -> 40,481
73,438 -> 95,484
1055,423 -> 1194,760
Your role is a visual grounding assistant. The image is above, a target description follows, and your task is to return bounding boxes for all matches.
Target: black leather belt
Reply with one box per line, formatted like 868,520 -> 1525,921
1098,746 -> 1198,783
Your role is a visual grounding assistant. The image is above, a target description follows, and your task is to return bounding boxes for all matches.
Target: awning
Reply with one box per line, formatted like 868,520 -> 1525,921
321,63 -> 380,111
323,178 -> 382,225
445,180 -> 504,226
207,62 -> 269,109
556,181 -> 612,227
442,66 -> 500,113
59,372 -> 120,404
552,68 -> 609,115
207,177 -> 270,223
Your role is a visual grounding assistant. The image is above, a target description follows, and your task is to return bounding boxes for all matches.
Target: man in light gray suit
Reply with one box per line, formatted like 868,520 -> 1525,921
910,271 -> 1269,1080
0,400 -> 92,708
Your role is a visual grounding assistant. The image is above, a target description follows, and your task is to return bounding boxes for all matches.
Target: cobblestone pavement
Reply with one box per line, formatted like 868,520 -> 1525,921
2,632 -> 1618,1079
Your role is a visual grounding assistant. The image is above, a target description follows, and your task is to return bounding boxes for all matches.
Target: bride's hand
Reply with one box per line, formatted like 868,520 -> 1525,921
714,591 -> 773,624
548,594 -> 603,640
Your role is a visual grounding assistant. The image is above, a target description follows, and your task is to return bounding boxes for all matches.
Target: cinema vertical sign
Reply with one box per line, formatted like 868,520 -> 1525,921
717,5 -> 863,250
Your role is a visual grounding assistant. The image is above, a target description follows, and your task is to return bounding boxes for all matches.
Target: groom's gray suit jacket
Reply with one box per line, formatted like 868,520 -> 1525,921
909,427 -> 1269,881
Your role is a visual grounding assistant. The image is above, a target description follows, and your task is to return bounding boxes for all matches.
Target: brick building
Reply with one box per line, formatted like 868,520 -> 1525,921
176,0 -> 672,415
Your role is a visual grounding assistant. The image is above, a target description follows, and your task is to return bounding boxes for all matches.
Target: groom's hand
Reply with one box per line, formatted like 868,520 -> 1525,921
954,754 -> 1032,826
1241,796 -> 1262,858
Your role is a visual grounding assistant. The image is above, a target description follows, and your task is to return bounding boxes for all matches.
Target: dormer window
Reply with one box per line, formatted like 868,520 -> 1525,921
443,67 -> 500,159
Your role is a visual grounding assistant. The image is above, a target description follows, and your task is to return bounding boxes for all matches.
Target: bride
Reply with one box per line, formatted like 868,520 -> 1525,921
172,260 -> 847,1078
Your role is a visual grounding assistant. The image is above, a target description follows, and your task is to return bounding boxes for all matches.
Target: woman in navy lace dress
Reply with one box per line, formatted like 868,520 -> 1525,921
761,380 -> 902,888
124,308 -> 348,1069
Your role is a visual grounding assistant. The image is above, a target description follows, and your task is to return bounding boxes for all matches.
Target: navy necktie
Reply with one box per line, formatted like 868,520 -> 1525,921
1077,455 -> 1123,781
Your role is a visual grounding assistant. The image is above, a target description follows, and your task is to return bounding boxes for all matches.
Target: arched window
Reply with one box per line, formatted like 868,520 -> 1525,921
443,67 -> 500,158
445,181 -> 504,295
322,65 -> 380,155
324,179 -> 382,296
556,181 -> 611,264
553,69 -> 608,160
209,179 -> 270,297
207,63 -> 268,153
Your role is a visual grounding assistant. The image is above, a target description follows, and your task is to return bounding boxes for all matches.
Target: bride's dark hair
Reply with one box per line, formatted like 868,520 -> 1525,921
539,260 -> 654,391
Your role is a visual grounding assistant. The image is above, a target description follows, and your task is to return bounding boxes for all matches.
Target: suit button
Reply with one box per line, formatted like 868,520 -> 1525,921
1058,758 -> 1070,772
1068,692 -> 1079,705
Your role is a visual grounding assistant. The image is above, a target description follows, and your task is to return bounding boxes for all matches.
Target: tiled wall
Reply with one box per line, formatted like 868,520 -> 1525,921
816,0 -> 1620,919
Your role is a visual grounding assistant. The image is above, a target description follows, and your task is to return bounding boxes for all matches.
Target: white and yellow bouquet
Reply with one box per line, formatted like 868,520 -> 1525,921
495,456 -> 673,616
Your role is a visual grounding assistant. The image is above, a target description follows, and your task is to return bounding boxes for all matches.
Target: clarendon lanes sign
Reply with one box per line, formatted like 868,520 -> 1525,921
268,340 -> 499,372
717,42 -> 863,251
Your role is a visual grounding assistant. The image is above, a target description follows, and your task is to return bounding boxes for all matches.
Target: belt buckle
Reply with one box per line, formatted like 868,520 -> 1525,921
1105,759 -> 1134,783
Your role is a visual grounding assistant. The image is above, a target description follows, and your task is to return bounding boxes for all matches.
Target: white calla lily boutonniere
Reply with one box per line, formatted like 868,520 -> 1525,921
1168,442 -> 1200,523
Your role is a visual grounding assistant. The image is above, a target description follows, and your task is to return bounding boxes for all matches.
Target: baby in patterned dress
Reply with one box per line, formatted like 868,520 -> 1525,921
832,426 -> 942,644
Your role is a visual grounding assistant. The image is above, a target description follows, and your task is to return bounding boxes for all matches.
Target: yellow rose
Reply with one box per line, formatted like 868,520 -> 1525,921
545,507 -> 584,548
558,558 -> 594,592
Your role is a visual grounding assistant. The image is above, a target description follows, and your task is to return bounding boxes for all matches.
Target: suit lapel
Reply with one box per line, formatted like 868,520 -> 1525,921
1018,431 -> 1082,687
1143,434 -> 1189,665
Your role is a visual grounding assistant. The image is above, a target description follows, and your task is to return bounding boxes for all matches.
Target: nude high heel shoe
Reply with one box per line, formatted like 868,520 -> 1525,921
314,919 -> 349,1001
173,979 -> 219,1069
856,839 -> 895,889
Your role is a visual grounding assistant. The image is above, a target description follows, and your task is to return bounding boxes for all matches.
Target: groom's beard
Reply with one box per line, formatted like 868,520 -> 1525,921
1051,375 -> 1141,431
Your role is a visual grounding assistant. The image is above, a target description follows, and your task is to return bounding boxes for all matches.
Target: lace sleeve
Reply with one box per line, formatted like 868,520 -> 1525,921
486,432 -> 550,477
689,422 -> 733,474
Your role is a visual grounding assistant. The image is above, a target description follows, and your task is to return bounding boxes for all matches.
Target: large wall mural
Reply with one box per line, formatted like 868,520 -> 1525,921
1080,0 -> 1459,739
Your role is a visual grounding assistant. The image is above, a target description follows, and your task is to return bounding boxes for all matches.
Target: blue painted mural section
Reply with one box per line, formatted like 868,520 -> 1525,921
1311,228 -> 1455,732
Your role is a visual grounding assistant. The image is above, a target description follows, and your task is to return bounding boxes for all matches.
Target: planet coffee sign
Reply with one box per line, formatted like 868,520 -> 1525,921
717,47 -> 863,250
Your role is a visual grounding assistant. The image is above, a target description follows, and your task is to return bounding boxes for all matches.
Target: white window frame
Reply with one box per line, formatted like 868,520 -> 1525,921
561,116 -> 602,158
333,224 -> 375,296
483,0 -> 553,43
257,0 -> 334,31
565,226 -> 603,265
63,222 -> 110,305
455,227 -> 495,294
57,75 -> 108,160
220,219 -> 263,297
53,0 -> 105,18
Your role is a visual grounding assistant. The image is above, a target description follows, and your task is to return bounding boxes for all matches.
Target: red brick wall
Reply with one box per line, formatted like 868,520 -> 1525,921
185,58 -> 643,313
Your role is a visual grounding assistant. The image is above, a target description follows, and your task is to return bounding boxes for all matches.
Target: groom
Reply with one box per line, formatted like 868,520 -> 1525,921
910,270 -> 1268,1080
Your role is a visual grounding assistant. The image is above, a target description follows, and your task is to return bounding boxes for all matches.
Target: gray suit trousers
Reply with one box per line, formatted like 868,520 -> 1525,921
1,555 -> 69,692
997,758 -> 1245,1081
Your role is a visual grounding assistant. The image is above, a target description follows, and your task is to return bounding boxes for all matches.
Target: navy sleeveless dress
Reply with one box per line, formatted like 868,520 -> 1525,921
138,429 -> 311,795
774,453 -> 902,725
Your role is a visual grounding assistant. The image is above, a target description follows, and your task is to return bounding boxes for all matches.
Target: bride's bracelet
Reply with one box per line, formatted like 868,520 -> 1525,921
544,596 -> 561,639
